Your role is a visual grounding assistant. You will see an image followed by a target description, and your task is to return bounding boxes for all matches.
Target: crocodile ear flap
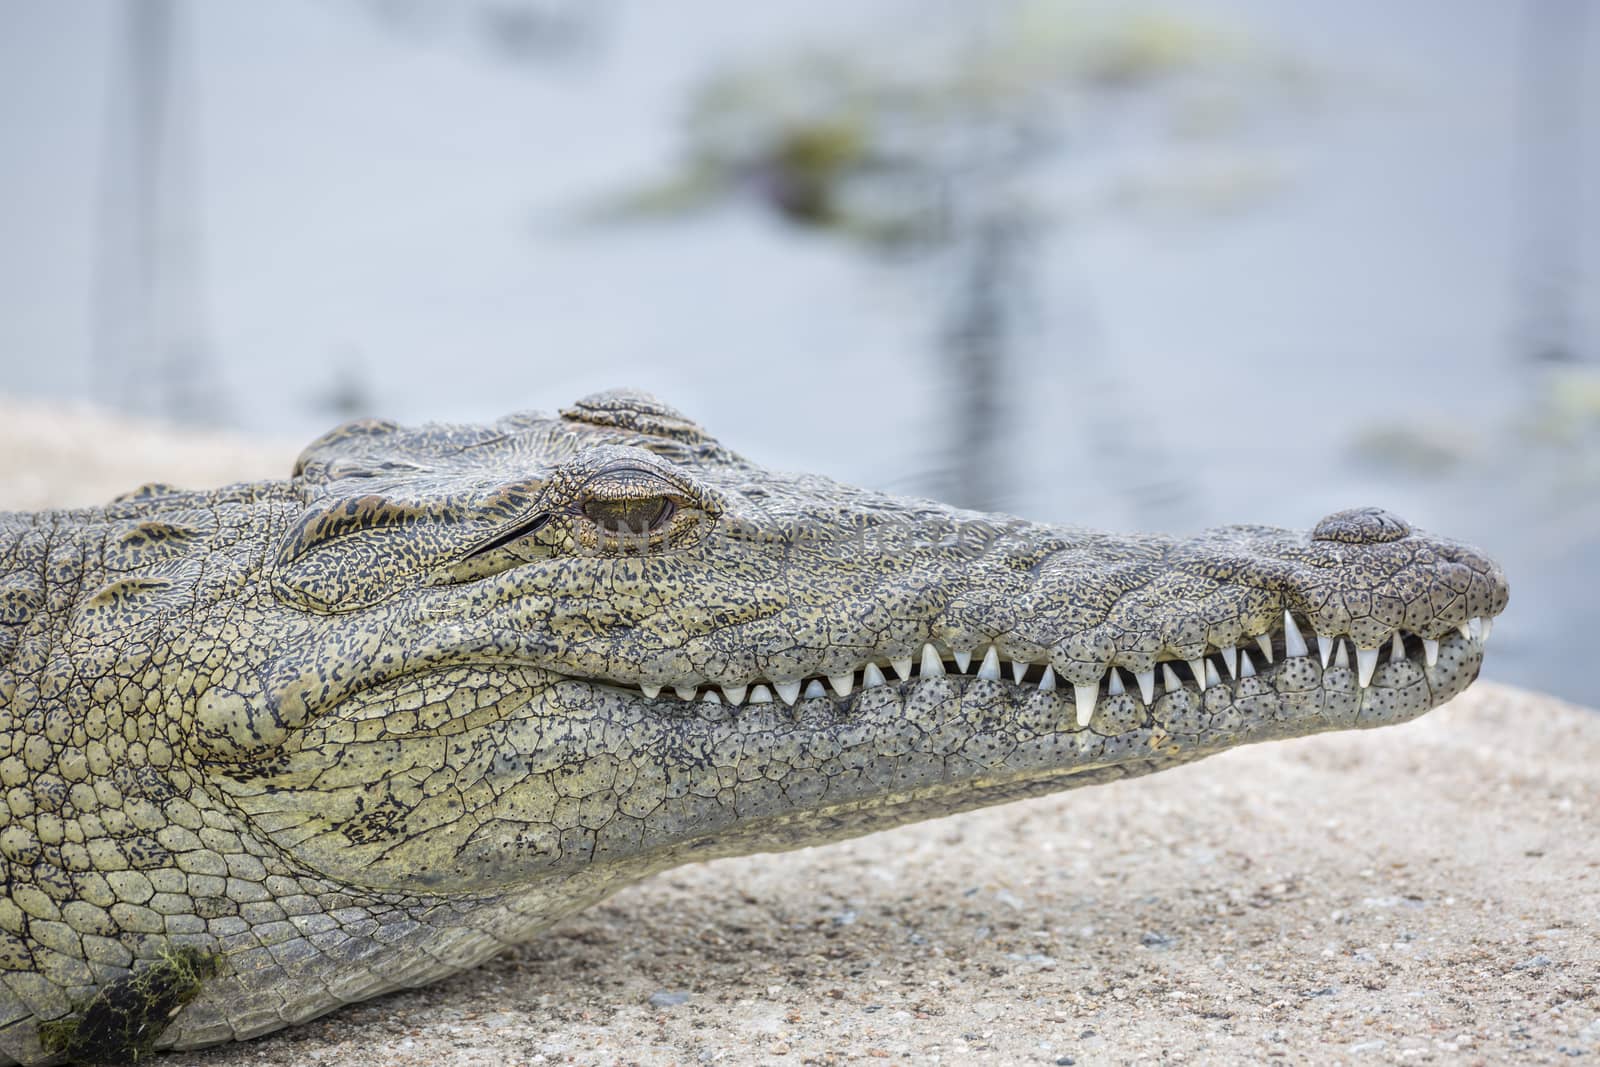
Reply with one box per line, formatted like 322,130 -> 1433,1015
560,389 -> 711,445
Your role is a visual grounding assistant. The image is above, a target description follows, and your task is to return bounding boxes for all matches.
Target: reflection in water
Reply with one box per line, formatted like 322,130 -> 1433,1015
92,0 -> 613,427
939,211 -> 1023,512
1514,0 -> 1590,366
93,0 -> 222,425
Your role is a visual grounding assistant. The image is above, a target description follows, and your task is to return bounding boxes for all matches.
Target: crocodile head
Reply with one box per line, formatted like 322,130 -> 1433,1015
169,389 -> 1507,897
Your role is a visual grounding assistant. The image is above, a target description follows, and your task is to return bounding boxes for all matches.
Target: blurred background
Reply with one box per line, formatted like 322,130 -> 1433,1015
0,0 -> 1595,704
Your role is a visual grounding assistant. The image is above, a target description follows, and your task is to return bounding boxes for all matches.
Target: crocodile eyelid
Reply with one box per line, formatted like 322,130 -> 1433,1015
578,462 -> 696,499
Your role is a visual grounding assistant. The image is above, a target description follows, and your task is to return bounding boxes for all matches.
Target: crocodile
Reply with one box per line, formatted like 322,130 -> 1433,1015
0,389 -> 1508,1063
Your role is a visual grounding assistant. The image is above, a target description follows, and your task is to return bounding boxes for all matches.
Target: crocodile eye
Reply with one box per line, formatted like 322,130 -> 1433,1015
570,460 -> 703,549
580,494 -> 675,535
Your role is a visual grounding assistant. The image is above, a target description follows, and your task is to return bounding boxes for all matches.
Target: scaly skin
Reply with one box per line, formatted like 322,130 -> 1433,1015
0,390 -> 1507,1063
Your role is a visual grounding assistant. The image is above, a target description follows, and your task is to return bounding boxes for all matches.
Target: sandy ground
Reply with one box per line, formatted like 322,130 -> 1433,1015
3,400 -> 1597,1066
0,401 -> 292,511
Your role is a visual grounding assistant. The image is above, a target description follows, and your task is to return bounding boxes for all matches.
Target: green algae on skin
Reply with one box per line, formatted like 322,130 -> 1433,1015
38,948 -> 218,1065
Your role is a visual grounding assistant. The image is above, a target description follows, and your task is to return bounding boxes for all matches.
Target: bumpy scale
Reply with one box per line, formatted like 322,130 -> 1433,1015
0,390 -> 1508,1063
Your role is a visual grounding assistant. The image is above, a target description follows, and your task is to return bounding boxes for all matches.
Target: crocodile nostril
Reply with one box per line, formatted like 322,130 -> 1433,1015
1311,507 -> 1412,545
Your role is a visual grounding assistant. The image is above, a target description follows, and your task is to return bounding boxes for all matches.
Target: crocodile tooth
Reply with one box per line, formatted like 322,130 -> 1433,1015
1457,621 -> 1472,640
748,685 -> 774,704
774,680 -> 802,706
1238,650 -> 1256,678
641,683 -> 662,699
827,672 -> 854,697
1481,617 -> 1493,642
891,657 -> 913,681
1390,632 -> 1405,662
1255,632 -> 1275,664
1218,645 -> 1238,678
1107,668 -> 1124,696
1188,658 -> 1208,690
1074,683 -> 1097,728
674,684 -> 698,701
1356,646 -> 1378,688
1038,665 -> 1056,692
1469,616 -> 1483,640
1283,611 -> 1309,658
862,663 -> 887,688
1161,663 -> 1182,693
701,690 -> 722,704
953,648 -> 972,673
976,646 -> 1002,681
1333,640 -> 1350,670
1316,634 -> 1335,668
723,684 -> 747,705
1422,638 -> 1439,666
1010,659 -> 1029,683
1204,659 -> 1222,689
920,643 -> 946,678
803,679 -> 827,699
1135,669 -> 1155,704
